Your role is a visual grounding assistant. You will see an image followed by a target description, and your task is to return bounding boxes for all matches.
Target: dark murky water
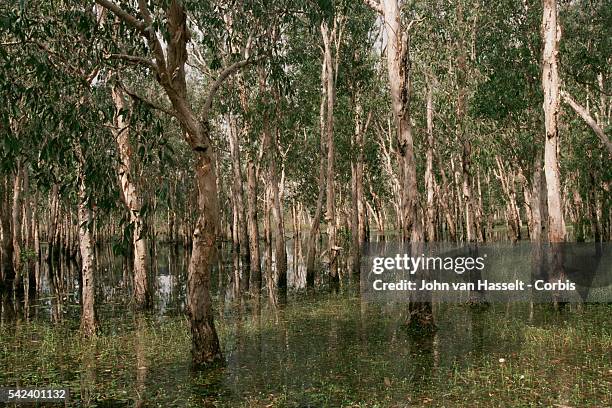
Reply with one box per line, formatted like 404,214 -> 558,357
1,242 -> 611,407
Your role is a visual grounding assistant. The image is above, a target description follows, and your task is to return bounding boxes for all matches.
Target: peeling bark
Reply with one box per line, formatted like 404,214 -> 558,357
75,145 -> 97,337
321,21 -> 338,285
541,0 -> 566,242
112,85 -> 150,309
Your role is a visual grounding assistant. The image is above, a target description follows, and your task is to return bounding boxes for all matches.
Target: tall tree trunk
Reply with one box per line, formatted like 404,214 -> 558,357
112,85 -> 150,309
436,154 -> 457,241
228,113 -> 250,290
76,148 -> 97,337
306,58 -> 328,289
12,163 -> 23,294
1,178 -> 14,292
494,157 -> 522,242
588,171 -> 601,242
542,0 -> 566,242
457,0 -> 475,243
451,157 -> 464,238
365,0 -> 422,241
269,155 -> 287,291
351,98 -> 367,274
187,148 -> 222,365
367,0 -> 429,326
321,21 -> 339,285
383,0 -> 422,242
32,193 -> 41,294
528,155 -> 546,242
424,84 -> 436,242
246,160 -> 261,292
461,141 -> 474,242
47,183 -> 60,264
263,186 -> 274,296
256,70 -> 287,292
22,168 -> 36,299
475,170 -> 485,242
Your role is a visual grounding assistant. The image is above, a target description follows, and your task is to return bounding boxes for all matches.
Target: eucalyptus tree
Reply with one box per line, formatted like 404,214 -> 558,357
343,1 -> 377,271
472,0 -> 549,242
361,0 -> 435,328
299,0 -> 345,288
105,83 -> 150,308
558,0 -> 611,241
320,10 -> 343,287
93,0 -> 280,365
559,0 -> 611,156
1,1 -> 114,337
364,0 -> 423,243
541,0 -> 566,243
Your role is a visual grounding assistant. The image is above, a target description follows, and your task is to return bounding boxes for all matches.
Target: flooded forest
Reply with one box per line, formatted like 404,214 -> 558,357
0,0 -> 611,406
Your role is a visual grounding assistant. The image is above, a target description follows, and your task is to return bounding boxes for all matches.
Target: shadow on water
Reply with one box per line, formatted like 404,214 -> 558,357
0,241 -> 610,407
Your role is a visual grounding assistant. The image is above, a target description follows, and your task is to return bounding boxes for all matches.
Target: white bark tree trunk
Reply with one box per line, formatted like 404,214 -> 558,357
75,144 -> 97,336
111,85 -> 150,309
365,0 -> 422,241
321,21 -> 339,285
542,0 -> 566,242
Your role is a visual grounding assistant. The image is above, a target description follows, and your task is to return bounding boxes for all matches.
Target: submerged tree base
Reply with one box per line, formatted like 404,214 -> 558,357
191,322 -> 223,369
190,355 -> 225,371
405,302 -> 437,335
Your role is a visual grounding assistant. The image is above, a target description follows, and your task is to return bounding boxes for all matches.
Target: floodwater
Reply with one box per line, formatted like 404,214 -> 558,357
0,242 -> 611,407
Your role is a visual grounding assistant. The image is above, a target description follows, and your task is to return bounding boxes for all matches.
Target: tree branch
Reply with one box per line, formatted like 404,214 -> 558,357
107,53 -> 156,70
137,0 -> 154,26
560,90 -> 612,155
122,87 -> 177,118
203,58 -> 254,119
363,0 -> 383,14
96,0 -> 167,79
94,0 -> 145,32
406,17 -> 424,32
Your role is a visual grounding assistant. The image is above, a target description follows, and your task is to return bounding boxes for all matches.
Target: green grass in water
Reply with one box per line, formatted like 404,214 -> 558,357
0,294 -> 610,407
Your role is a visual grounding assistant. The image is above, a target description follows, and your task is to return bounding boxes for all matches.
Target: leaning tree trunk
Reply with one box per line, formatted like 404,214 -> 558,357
542,0 -> 566,242
112,85 -> 150,309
